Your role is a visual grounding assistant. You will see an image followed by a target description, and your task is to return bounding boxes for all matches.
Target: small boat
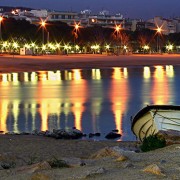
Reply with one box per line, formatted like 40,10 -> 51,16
131,105 -> 180,141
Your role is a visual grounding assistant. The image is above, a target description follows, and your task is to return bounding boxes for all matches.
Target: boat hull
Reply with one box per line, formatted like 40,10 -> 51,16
132,105 -> 180,141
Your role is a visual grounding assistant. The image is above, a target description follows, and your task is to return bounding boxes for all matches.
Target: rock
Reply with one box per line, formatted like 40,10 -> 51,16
20,132 -> 30,135
86,167 -> 106,177
143,164 -> 166,176
16,161 -> 51,174
105,132 -> 121,139
90,146 -> 126,159
112,129 -> 119,132
62,157 -> 84,167
157,130 -> 180,144
31,129 -> 39,135
44,130 -> 52,137
116,155 -> 128,162
89,133 -> 95,138
0,153 -> 17,169
94,133 -> 101,136
5,132 -> 15,135
52,128 -> 83,139
1,161 -> 16,169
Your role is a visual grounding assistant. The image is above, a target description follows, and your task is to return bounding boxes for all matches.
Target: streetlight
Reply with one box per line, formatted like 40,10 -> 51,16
41,20 -> 46,45
73,22 -> 80,53
156,26 -> 162,54
73,23 -> 80,41
0,16 -> 3,40
114,24 -> 122,55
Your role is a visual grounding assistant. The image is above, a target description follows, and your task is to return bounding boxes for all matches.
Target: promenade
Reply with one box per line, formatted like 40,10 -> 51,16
0,54 -> 180,72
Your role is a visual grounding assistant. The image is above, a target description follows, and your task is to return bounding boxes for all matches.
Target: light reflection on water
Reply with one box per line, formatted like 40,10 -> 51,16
0,65 -> 178,141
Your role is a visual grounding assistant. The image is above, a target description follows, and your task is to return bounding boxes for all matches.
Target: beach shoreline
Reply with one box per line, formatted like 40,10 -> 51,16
0,54 -> 180,179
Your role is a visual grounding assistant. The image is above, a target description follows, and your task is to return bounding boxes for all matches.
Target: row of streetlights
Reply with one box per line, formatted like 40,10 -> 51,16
0,40 -> 175,55
0,16 -> 166,54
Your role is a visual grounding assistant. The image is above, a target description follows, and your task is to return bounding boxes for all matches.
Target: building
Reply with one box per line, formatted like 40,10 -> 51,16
47,11 -> 79,25
88,14 -> 124,27
172,18 -> 180,33
148,16 -> 176,34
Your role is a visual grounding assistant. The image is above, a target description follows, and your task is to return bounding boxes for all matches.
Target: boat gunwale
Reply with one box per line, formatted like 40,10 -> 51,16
131,105 -> 180,133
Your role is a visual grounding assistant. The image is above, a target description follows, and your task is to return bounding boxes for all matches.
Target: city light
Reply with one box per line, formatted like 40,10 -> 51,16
166,44 -> 173,51
105,45 -> 110,49
115,24 -> 121,33
13,42 -> 18,49
143,45 -> 150,50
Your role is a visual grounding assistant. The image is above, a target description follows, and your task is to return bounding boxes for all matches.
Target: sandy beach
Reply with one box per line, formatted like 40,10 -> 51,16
0,135 -> 179,180
0,54 -> 180,179
0,54 -> 180,73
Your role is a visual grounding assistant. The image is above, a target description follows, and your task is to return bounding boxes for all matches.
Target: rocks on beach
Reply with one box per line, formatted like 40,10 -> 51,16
4,128 -> 123,140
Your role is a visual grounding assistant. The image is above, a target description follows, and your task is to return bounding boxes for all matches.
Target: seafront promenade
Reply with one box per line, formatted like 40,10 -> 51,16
0,54 -> 180,73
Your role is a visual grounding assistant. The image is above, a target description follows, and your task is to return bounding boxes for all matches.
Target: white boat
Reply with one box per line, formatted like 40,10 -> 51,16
131,105 -> 180,141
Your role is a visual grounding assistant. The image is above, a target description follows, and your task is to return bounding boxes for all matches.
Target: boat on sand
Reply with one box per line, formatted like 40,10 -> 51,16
131,105 -> 180,141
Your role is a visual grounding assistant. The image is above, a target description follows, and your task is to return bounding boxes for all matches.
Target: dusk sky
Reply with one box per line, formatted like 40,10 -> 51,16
0,0 -> 179,19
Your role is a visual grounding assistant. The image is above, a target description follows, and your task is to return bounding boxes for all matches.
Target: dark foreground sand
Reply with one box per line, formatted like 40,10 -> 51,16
0,135 -> 179,180
0,54 -> 180,73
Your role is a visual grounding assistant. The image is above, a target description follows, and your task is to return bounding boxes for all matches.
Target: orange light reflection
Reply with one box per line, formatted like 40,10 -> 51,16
111,68 -> 129,136
0,100 -> 8,132
71,69 -> 87,131
151,66 -> 170,104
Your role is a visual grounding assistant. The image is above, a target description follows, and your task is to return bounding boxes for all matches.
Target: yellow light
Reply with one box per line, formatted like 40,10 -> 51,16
41,21 -> 46,27
123,45 -> 127,50
157,27 -> 161,33
115,25 -> 121,32
56,43 -> 60,48
13,42 -> 18,48
105,45 -> 110,49
25,44 -> 30,49
75,24 -> 79,30
169,45 -> 173,50
143,45 -> 150,50
0,16 -> 3,22
166,44 -> 173,51
75,45 -> 80,50
2,42 -> 7,48
42,45 -> 46,50
31,43 -> 35,47
64,45 -> 68,49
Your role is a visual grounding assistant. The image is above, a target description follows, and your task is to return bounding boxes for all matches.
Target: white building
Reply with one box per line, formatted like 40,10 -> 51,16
29,10 -> 48,18
88,14 -> 124,27
47,11 -> 79,25
148,16 -> 176,35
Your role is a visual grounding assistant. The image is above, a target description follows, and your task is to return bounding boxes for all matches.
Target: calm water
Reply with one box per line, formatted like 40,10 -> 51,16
0,65 -> 180,141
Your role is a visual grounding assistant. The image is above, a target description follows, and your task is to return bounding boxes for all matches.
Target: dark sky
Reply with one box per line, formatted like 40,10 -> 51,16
0,0 -> 179,19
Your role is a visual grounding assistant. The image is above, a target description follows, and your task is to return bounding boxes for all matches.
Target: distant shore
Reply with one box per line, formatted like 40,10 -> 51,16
0,54 -> 180,73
